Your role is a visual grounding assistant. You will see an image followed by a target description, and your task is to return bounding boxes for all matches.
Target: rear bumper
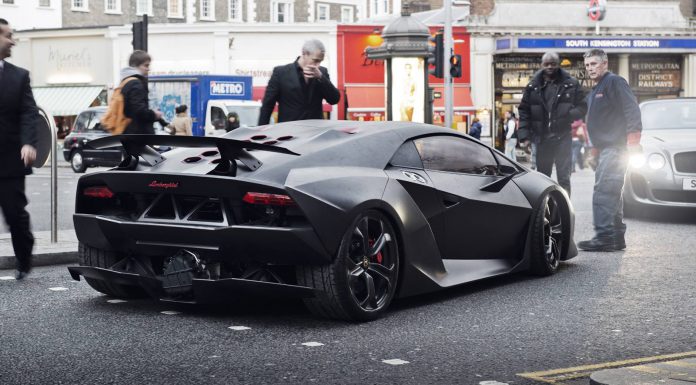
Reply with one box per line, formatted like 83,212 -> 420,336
74,213 -> 333,265
68,266 -> 319,302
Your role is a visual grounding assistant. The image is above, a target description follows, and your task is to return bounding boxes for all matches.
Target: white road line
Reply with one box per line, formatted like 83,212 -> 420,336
107,299 -> 127,304
301,342 -> 324,347
228,326 -> 251,331
160,310 -> 180,315
0,276 -> 15,280
382,359 -> 409,365
48,287 -> 68,291
479,381 -> 509,385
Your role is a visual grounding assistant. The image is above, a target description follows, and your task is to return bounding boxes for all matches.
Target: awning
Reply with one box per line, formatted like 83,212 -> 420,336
33,86 -> 104,116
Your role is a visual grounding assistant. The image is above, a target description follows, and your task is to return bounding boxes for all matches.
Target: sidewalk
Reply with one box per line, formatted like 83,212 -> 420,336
590,358 -> 696,384
0,229 -> 78,270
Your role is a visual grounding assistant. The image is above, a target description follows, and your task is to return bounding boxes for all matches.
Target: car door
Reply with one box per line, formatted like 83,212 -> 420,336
414,135 -> 531,262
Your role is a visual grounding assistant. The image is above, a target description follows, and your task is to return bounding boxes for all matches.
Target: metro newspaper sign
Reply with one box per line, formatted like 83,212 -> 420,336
210,80 -> 247,97
517,38 -> 696,50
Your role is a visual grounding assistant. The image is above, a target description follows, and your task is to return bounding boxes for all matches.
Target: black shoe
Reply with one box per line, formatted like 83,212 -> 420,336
577,238 -> 618,252
614,238 -> 626,250
15,270 -> 29,280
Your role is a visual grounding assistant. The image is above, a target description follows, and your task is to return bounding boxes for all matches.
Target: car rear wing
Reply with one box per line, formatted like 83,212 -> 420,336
87,134 -> 299,171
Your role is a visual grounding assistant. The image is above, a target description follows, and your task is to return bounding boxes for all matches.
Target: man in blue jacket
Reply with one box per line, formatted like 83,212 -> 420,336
578,49 -> 642,252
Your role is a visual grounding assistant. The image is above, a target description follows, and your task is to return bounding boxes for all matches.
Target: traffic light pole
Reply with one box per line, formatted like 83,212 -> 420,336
444,0 -> 453,129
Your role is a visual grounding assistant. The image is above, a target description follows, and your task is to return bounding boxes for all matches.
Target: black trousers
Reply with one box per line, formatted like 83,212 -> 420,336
0,177 -> 34,271
536,133 -> 573,196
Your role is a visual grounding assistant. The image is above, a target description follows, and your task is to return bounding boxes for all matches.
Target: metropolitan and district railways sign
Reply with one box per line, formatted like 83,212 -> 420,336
629,57 -> 681,92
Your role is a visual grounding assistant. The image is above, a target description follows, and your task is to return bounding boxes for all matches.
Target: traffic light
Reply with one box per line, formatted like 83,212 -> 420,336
428,30 -> 444,79
131,15 -> 148,51
450,54 -> 462,78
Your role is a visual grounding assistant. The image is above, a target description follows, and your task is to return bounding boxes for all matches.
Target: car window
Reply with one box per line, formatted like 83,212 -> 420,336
74,112 -> 91,132
641,100 -> 696,130
390,141 -> 424,169
224,105 -> 260,128
211,107 -> 227,130
86,111 -> 104,131
414,135 -> 499,175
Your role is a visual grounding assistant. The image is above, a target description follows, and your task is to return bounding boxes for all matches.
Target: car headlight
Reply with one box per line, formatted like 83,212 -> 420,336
629,153 -> 646,169
647,153 -> 666,170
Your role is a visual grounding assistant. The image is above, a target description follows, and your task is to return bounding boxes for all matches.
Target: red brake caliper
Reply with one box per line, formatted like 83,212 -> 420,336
369,239 -> 383,264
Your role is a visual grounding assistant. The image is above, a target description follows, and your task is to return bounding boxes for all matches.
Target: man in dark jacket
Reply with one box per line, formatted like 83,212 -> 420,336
518,52 -> 587,195
0,19 -> 38,280
120,50 -> 162,135
258,39 -> 340,125
578,49 -> 642,252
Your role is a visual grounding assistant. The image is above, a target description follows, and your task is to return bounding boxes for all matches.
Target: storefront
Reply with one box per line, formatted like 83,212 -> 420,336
337,24 -> 474,132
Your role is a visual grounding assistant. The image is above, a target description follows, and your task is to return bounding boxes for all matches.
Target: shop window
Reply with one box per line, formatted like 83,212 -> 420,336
200,0 -> 215,20
414,135 -> 499,175
341,6 -> 353,23
228,0 -> 242,21
168,0 -> 183,18
136,0 -> 152,16
105,0 -> 120,13
317,4 -> 329,21
272,0 -> 293,23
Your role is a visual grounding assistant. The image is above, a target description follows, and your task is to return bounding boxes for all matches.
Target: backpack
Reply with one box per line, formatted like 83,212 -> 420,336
101,77 -> 138,135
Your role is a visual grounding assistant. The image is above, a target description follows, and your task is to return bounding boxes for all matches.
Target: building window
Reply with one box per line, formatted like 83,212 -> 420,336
2,0 -> 15,4
200,0 -> 215,20
228,0 -> 242,21
71,0 -> 88,11
105,0 -> 120,13
168,0 -> 183,17
136,0 -> 152,15
39,0 -> 51,7
317,4 -> 329,21
272,0 -> 293,23
341,6 -> 353,23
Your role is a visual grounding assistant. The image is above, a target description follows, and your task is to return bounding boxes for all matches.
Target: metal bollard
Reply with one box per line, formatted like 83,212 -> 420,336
37,107 -> 58,243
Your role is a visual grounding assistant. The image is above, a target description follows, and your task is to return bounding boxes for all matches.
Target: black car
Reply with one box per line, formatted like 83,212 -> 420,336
62,107 -> 122,173
68,121 -> 577,321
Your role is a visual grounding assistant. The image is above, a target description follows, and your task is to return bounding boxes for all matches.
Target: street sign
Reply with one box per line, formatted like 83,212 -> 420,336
587,0 -> 606,22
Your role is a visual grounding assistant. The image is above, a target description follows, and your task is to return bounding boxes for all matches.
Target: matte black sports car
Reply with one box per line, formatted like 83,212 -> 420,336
68,120 -> 577,321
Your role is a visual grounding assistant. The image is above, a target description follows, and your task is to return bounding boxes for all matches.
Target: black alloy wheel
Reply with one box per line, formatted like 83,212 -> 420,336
530,194 -> 563,276
297,210 -> 400,321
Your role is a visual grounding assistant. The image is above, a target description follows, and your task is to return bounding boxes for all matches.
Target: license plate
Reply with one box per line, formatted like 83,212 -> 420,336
683,178 -> 696,190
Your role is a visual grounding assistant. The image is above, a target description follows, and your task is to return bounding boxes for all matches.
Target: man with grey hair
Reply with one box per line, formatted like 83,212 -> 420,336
578,48 -> 642,252
518,51 -> 587,195
258,39 -> 340,125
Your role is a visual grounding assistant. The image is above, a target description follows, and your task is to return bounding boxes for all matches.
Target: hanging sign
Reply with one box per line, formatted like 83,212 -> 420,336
587,0 -> 607,22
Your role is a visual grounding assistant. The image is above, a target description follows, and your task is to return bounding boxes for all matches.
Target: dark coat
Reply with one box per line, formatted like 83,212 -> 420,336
585,72 -> 642,149
0,62 -> 38,177
517,68 -> 587,143
258,60 -> 340,125
469,121 -> 482,140
121,74 -> 157,135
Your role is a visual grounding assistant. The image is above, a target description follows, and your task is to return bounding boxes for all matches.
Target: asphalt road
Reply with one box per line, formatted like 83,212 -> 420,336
1,168 -> 695,385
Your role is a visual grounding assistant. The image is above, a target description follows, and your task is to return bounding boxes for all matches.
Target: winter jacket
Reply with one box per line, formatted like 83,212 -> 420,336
119,67 -> 157,135
469,121 -> 482,139
585,72 -> 642,149
169,113 -> 192,136
517,68 -> 587,143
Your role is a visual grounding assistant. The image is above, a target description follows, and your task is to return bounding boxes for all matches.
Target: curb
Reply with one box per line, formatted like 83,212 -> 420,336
0,252 -> 77,270
590,358 -> 696,384
0,230 -> 79,270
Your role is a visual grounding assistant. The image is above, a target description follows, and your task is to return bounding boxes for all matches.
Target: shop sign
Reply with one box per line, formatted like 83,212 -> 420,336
348,111 -> 386,121
630,58 -> 681,91
517,38 -> 696,50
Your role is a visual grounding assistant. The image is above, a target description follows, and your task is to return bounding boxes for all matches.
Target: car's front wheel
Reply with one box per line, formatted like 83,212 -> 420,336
297,210 -> 400,321
78,242 -> 147,298
70,150 -> 87,173
529,193 -> 563,276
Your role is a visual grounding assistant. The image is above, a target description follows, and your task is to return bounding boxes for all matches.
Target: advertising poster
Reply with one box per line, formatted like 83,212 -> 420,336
390,57 -> 425,123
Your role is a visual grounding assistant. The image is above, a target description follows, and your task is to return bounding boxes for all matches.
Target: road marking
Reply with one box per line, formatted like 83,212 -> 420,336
160,310 -> 180,315
228,326 -> 251,331
479,382 -> 509,385
48,287 -> 68,291
107,299 -> 127,304
517,351 -> 696,384
0,276 -> 14,280
382,359 -> 409,365
301,342 -> 324,347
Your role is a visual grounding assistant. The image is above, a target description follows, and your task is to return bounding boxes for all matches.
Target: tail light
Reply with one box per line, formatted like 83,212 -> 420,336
243,192 -> 295,206
83,186 -> 114,199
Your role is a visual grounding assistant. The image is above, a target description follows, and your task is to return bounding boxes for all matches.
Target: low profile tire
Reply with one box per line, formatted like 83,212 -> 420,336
297,210 -> 400,322
78,242 -> 146,298
529,193 -> 563,276
70,150 -> 87,173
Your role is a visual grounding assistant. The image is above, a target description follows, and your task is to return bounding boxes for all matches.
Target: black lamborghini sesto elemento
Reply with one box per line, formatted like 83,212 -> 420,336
68,120 -> 577,321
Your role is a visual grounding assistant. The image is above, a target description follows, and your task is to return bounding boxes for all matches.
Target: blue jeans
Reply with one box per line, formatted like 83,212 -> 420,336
593,147 -> 628,241
505,138 -> 517,161
571,139 -> 584,170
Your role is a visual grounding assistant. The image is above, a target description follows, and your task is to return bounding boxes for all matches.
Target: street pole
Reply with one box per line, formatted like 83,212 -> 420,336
444,0 -> 453,129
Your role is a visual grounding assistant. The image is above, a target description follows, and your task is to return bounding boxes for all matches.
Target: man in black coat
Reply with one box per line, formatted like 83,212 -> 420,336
0,19 -> 38,280
518,52 -> 587,195
258,39 -> 340,125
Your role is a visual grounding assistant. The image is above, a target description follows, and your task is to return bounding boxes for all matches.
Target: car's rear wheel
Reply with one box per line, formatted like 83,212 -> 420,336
70,150 -> 87,173
529,193 -> 563,276
78,242 -> 147,298
297,210 -> 400,321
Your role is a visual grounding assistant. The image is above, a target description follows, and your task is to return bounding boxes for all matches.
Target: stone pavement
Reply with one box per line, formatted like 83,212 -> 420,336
0,229 -> 78,270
